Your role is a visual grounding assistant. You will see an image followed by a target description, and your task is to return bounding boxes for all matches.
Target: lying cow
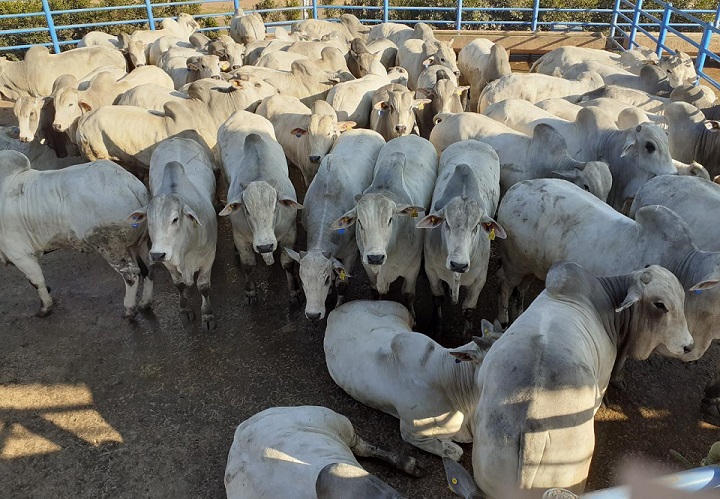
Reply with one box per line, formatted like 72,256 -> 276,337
225,405 -> 424,498
286,129 -> 385,321
325,300 -> 501,461
0,126 -> 83,171
128,137 -> 217,331
332,135 -> 437,318
417,140 -> 505,335
663,102 -> 720,179
0,150 -> 149,317
429,113 -> 612,202
474,261 -> 692,495
218,111 -> 302,303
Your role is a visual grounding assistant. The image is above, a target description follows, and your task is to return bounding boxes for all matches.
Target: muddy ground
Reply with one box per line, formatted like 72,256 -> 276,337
1,66 -> 720,498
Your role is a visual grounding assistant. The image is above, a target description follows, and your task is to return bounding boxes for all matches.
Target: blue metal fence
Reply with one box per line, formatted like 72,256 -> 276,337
1,0 -> 718,87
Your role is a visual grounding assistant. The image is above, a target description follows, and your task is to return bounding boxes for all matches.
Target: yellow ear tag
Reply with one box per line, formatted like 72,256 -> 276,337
484,327 -> 490,336
338,269 -> 347,281
410,208 -> 418,218
488,228 -> 496,241
451,478 -> 458,485
417,103 -> 424,110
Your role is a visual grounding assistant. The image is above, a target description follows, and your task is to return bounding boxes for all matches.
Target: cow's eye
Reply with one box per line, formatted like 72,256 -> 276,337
645,142 -> 656,153
387,218 -> 392,226
171,217 -> 179,224
653,302 -> 668,313
324,275 -> 330,285
583,184 -> 590,192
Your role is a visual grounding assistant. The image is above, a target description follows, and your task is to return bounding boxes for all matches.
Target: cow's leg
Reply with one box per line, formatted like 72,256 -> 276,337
235,236 -> 258,304
402,258 -> 422,323
509,275 -> 533,321
461,278 -> 484,337
138,264 -> 156,311
11,253 -> 53,316
426,266 -> 445,334
702,364 -> 720,426
99,249 -> 141,319
497,265 -> 524,327
168,267 -> 195,325
399,420 -> 462,461
279,228 -> 301,304
351,434 -> 425,477
197,265 -> 216,331
134,238 -> 154,311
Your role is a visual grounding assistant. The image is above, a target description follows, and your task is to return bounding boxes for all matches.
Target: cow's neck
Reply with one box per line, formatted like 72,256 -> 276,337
438,347 -> 481,417
596,273 -> 636,358
667,248 -> 720,290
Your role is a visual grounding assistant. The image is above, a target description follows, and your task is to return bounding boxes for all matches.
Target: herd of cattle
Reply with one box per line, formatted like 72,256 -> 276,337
2,9 -> 720,498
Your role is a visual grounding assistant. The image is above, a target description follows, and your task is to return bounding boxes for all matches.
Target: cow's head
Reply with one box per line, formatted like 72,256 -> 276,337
285,248 -> 347,321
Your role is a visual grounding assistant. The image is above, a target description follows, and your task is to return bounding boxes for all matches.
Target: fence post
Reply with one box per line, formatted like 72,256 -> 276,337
655,2 -> 671,57
312,0 -> 318,19
383,0 -> 389,23
455,0 -> 463,30
628,0 -> 644,49
144,0 -> 156,30
232,0 -> 239,13
41,0 -> 61,54
530,0 -> 540,31
609,0 -> 621,40
695,26 -> 712,76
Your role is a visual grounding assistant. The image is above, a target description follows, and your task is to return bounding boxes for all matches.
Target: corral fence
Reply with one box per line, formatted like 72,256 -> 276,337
0,0 -> 719,88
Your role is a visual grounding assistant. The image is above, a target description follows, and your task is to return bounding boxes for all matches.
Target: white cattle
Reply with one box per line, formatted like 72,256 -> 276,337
429,113 -> 612,202
531,46 -> 698,87
0,126 -> 82,171
417,140 -> 505,334
483,102 -> 676,211
225,405 -> 424,499
229,9 -> 265,44
255,50 -> 309,71
662,102 -> 720,179
52,67 -> 175,132
130,13 -> 200,45
205,35 -> 246,71
347,38 -> 386,78
326,67 -> 408,128
286,130 -> 385,321
116,83 -> 189,111
370,83 -> 430,141
0,151 -> 149,317
76,76 -> 277,169
478,71 -> 604,112
129,137 -> 217,331
79,31 -> 147,69
0,45 -> 126,100
332,135 -> 437,317
217,111 -> 302,303
256,94 -> 355,187
473,261 -> 692,495
629,175 -> 720,423
457,38 -> 511,112
495,178 -> 720,330
147,35 -> 194,66
367,22 -> 434,49
578,84 -> 714,113
257,47 -> 348,74
562,62 -> 672,96
414,68 -> 467,138
396,37 -> 459,91
325,300 -> 500,460
157,47 -> 228,89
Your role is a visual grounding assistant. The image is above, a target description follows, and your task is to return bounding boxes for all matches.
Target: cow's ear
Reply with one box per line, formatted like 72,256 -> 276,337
183,205 -> 203,226
290,127 -> 308,137
448,345 -> 485,363
480,217 -> 507,240
690,278 -> 720,291
422,56 -> 435,68
415,87 -> 434,99
416,214 -> 444,228
373,100 -> 389,111
220,60 -> 230,71
278,196 -> 303,209
219,198 -> 242,216
396,205 -> 424,218
456,85 -> 470,96
127,207 -> 147,226
285,247 -> 302,263
78,100 -> 93,113
337,121 -> 355,132
443,457 -> 482,498
620,136 -> 637,157
412,98 -> 431,110
331,209 -> 357,230
331,258 -> 349,280
186,57 -> 200,70
704,120 -> 720,131
616,286 -> 642,313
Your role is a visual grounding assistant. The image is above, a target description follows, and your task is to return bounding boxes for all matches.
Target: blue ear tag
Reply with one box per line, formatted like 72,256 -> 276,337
338,228 -> 345,234
695,289 -> 703,295
378,109 -> 385,117
455,358 -> 461,363
132,223 -> 140,228
295,133 -> 302,138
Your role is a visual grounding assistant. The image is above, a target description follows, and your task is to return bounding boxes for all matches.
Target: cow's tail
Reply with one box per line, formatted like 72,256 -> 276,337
518,430 -> 550,490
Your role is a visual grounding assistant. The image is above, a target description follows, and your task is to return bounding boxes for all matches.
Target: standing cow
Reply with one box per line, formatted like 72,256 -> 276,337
370,83 -> 430,141
286,129 -> 385,321
417,140 -> 505,335
218,111 -> 302,304
0,151 -> 148,317
332,135 -> 437,318
128,137 -> 218,330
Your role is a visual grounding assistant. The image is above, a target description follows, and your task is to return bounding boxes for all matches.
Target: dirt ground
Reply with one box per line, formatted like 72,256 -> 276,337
1,62 -> 720,499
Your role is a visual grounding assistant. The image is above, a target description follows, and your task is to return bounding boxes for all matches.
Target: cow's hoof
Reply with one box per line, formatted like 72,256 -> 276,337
124,307 -> 138,320
246,294 -> 258,305
202,315 -> 217,332
180,309 -> 196,325
442,441 -> 463,462
701,397 -> 720,427
399,455 -> 426,478
37,306 -> 53,318
138,301 -> 153,312
609,377 -> 626,392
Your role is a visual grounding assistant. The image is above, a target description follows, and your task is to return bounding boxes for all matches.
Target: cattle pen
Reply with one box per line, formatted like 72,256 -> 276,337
1,1 -> 720,498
